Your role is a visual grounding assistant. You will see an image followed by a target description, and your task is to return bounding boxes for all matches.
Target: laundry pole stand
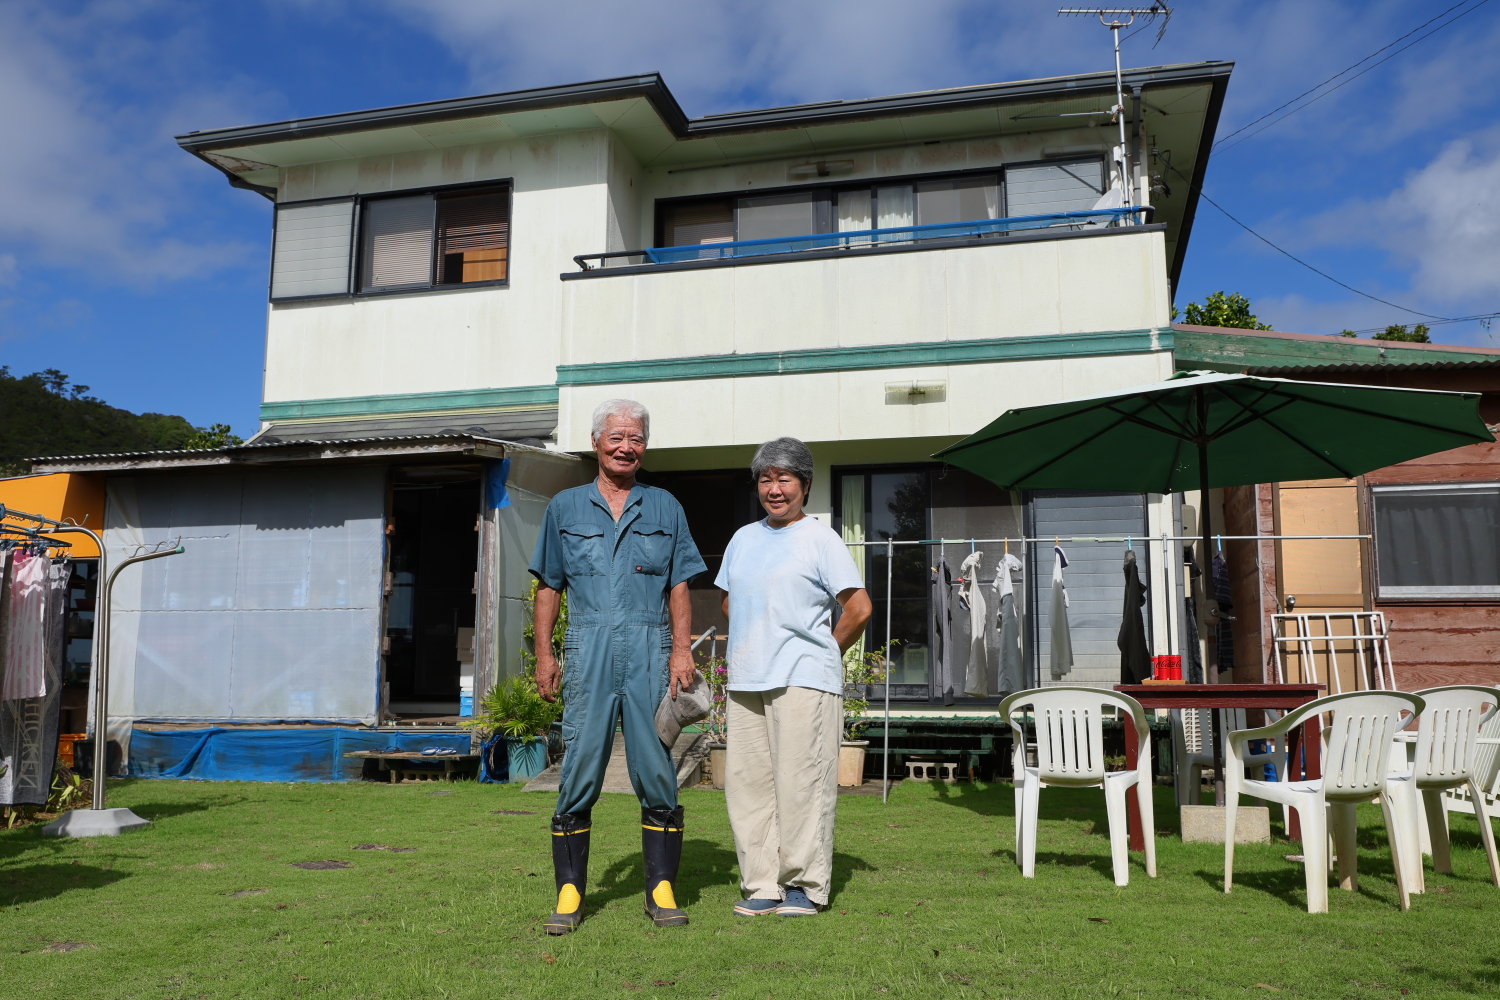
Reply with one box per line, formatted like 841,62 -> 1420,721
44,539 -> 184,838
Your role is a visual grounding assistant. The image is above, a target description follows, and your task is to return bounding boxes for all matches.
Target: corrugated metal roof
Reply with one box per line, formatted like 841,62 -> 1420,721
28,432 -> 518,465
1172,324 -> 1500,373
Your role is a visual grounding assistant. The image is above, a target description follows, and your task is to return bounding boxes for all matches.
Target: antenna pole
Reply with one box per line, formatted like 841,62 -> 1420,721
1110,16 -> 1132,209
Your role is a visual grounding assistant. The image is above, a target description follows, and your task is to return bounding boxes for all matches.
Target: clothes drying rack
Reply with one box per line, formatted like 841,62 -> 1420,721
0,503 -> 182,816
839,532 -> 1372,803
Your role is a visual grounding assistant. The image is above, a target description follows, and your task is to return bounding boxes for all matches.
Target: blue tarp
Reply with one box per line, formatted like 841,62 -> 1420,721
128,727 -> 472,782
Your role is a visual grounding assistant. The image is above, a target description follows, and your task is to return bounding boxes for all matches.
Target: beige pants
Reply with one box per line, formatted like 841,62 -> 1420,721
725,686 -> 841,905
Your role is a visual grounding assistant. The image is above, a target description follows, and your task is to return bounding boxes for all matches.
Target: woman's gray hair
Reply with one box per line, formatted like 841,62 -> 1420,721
591,398 -> 650,443
751,437 -> 814,489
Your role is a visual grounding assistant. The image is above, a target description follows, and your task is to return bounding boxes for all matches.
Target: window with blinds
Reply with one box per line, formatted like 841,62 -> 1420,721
361,195 -> 435,291
436,189 -> 509,284
661,199 -> 733,248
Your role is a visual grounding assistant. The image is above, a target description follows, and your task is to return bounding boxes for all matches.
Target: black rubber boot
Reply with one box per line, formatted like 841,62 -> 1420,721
641,805 -> 688,927
544,811 -> 591,935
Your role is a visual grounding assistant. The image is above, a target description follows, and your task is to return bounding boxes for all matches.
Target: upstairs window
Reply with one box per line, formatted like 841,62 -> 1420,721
361,186 -> 509,293
269,182 -> 510,302
1372,483 -> 1500,599
656,159 -> 1099,250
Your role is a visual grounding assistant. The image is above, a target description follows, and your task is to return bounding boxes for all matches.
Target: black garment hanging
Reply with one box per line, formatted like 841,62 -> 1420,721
1117,549 -> 1152,684
0,551 -> 70,807
1211,550 -> 1235,678
1183,544 -> 1205,685
930,552 -> 954,705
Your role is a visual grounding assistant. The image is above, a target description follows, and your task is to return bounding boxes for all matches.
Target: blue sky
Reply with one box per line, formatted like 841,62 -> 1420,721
2,0 -> 1498,436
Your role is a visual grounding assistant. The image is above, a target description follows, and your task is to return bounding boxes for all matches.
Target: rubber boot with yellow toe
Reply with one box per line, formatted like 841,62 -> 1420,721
544,811 -> 590,935
641,806 -> 688,927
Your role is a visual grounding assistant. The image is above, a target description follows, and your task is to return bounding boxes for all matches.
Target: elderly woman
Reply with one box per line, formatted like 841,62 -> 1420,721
715,437 -> 872,917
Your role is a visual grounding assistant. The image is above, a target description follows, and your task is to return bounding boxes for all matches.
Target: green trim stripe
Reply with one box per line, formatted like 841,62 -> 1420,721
261,384 -> 558,423
555,329 -> 1171,387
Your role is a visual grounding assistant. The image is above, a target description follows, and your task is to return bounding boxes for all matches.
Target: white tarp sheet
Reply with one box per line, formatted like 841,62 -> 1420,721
102,466 -> 385,749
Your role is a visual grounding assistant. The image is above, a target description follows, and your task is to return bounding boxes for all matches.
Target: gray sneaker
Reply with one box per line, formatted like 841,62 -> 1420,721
775,886 -> 818,916
733,897 -> 779,917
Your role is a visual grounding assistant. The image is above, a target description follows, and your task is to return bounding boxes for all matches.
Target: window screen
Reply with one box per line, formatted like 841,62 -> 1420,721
1004,160 -> 1106,216
1373,484 -> 1500,598
915,175 -> 999,226
737,191 -> 818,241
271,199 -> 354,300
360,195 -> 434,291
661,199 -> 734,248
436,190 -> 508,285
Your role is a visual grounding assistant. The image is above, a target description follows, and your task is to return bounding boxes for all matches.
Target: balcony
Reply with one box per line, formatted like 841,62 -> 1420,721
571,206 -> 1152,273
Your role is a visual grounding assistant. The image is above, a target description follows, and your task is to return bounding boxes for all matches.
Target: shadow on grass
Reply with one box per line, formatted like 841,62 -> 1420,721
1402,955 -> 1500,995
0,863 -> 129,905
127,797 -> 243,822
989,847 -> 1116,880
589,840 -> 876,917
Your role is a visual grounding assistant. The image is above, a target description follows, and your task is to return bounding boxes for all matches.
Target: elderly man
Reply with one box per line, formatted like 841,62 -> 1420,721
529,398 -> 707,935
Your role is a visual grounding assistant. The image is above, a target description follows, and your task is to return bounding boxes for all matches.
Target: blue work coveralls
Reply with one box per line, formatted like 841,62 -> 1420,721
529,483 -> 707,816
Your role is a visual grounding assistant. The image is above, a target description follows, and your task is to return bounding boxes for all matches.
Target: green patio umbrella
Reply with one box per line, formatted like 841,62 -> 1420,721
934,369 -> 1492,603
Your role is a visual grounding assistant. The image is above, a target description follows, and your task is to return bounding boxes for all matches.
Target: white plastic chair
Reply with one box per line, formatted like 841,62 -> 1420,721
1385,685 -> 1500,893
1172,708 -> 1287,808
1000,687 -> 1156,887
1224,691 -> 1423,913
1439,709 -> 1500,843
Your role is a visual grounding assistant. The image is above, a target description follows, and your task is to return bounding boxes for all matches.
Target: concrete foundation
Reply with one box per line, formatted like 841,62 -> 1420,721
1180,804 -> 1271,844
42,808 -> 151,838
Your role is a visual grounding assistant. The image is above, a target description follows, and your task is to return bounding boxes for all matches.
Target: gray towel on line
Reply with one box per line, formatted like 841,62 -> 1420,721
655,670 -> 712,746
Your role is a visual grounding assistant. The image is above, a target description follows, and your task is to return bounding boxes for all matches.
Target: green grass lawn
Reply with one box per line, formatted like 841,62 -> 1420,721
1,776 -> 1496,999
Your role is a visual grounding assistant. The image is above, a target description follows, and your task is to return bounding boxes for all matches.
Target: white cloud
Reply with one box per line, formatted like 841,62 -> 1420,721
0,2 -> 266,286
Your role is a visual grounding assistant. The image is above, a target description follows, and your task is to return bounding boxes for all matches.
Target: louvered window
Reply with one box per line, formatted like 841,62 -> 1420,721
270,199 -> 355,300
361,195 -> 435,291
1003,160 -> 1106,216
436,190 -> 509,284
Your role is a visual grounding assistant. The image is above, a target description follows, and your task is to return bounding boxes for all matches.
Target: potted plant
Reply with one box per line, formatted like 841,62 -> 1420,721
462,580 -> 565,782
702,655 -> 728,789
839,642 -> 894,787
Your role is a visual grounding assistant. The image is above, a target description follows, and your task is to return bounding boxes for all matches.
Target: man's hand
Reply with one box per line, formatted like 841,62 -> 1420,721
669,646 -> 695,700
536,650 -> 561,703
532,583 -> 564,703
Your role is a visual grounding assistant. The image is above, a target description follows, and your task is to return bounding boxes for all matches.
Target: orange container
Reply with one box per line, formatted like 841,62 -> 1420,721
57,733 -> 87,768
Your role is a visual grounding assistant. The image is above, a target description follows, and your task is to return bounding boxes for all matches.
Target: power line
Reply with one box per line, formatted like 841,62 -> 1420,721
1213,1 -> 1474,150
1346,312 -> 1500,336
1215,0 -> 1493,153
1171,162 -> 1450,321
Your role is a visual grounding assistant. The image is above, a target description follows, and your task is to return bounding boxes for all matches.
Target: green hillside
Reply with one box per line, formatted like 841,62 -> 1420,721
0,368 -> 233,474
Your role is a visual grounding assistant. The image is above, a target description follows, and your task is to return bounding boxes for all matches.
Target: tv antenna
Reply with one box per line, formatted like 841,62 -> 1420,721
1057,5 -> 1173,210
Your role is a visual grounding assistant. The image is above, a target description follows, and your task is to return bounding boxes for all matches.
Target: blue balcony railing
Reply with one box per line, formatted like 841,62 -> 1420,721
574,205 -> 1152,270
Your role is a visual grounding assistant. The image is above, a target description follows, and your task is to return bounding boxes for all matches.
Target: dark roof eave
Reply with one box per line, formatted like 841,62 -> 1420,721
174,62 -> 1234,153
27,433 -> 577,474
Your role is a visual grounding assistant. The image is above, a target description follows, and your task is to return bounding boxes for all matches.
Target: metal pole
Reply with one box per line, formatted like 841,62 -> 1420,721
91,544 -> 183,808
882,538 -> 893,805
1111,18 -> 1133,209
1194,391 -> 1226,806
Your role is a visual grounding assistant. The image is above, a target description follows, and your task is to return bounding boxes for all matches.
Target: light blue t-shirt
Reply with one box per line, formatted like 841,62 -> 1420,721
714,516 -> 866,696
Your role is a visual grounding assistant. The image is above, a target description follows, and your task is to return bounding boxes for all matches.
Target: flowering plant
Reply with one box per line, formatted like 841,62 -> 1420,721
702,655 -> 729,744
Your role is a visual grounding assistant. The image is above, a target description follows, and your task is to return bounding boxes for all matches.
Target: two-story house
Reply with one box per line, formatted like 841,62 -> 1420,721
34,62 -> 1236,775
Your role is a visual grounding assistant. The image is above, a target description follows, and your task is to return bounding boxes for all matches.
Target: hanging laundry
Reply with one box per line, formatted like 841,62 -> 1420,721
957,551 -> 989,697
1212,550 -> 1235,679
1049,545 -> 1073,679
1118,549 -> 1151,684
930,553 -> 954,703
993,552 -> 1025,695
2,551 -> 50,702
0,554 -> 69,808
1183,545 -> 1204,684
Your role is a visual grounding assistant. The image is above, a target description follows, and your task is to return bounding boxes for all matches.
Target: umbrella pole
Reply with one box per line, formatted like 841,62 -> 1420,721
1197,429 -> 1226,807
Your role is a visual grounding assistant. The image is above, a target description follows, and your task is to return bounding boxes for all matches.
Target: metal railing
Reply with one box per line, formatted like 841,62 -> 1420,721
573,205 -> 1154,270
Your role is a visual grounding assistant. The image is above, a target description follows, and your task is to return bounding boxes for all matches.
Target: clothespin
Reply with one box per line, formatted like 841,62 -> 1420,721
1126,535 -> 1133,551
1003,537 -> 1009,557
969,539 -> 976,555
1216,534 -> 1223,554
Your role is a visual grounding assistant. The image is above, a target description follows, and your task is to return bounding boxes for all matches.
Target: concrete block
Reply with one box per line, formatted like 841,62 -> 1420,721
1180,805 -> 1271,844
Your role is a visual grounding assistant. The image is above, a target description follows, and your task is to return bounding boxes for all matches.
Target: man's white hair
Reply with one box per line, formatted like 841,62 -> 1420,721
591,398 -> 650,443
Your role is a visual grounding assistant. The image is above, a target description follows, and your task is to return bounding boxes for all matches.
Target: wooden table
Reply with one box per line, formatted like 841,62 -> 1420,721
1114,684 -> 1326,848
342,750 -> 479,783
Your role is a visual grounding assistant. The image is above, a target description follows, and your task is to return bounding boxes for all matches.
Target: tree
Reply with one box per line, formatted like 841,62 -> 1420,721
1180,291 -> 1273,331
1372,323 -> 1431,343
1339,330 -> 1358,338
184,423 -> 244,450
